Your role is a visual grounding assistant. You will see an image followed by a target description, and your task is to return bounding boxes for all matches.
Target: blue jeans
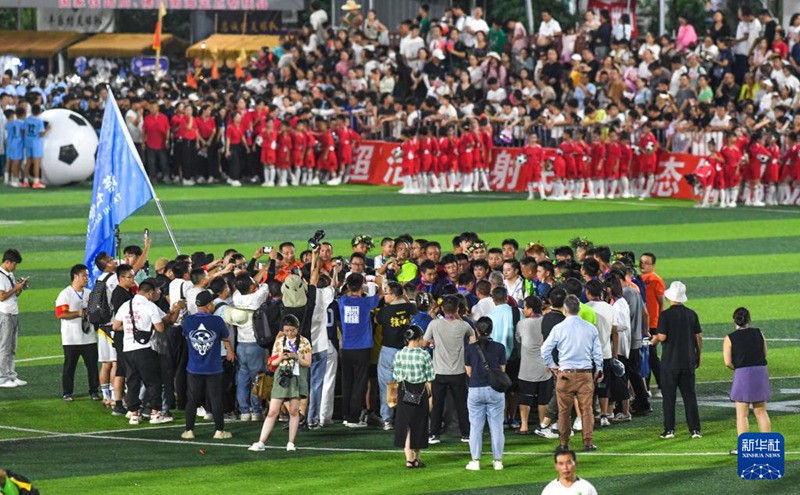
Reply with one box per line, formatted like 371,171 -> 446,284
307,350 -> 327,425
377,346 -> 400,423
467,386 -> 506,461
236,343 -> 265,415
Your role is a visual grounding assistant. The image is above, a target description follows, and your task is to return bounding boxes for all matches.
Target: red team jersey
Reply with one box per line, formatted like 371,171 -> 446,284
637,132 -> 659,175
590,141 -> 606,179
419,136 -> 436,173
402,138 -> 420,175
605,141 -> 622,179
275,132 -> 293,169
557,142 -> 576,179
746,142 -> 770,181
480,129 -> 493,169
521,144 -> 543,183
763,144 -> 781,184
304,131 -> 317,169
720,143 -> 744,186
457,133 -> 475,173
260,126 -> 277,164
438,137 -> 457,173
619,142 -> 633,176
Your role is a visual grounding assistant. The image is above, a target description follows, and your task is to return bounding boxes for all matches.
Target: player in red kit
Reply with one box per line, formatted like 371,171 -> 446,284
275,121 -> 293,187
550,148 -> 568,200
604,129 -> 623,199
458,121 -> 476,193
619,132 -> 634,198
573,132 -> 590,199
763,134 -> 782,206
637,123 -> 659,200
333,115 -> 360,185
316,119 -> 338,185
557,132 -> 577,200
745,133 -> 769,207
720,132 -> 744,207
291,122 -> 308,185
477,118 -> 493,191
259,120 -> 277,187
438,125 -> 458,192
693,139 -> 726,208
399,128 -> 421,194
781,133 -> 799,205
589,130 -> 606,199
520,133 -> 545,200
418,126 -> 435,193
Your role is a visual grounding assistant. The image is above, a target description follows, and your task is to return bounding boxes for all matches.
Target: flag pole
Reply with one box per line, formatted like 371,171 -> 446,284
155,1 -> 166,79
106,87 -> 181,255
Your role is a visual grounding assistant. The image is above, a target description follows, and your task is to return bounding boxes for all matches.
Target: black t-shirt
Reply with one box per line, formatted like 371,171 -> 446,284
656,304 -> 702,370
542,310 -> 566,365
111,286 -> 133,314
376,302 -> 416,349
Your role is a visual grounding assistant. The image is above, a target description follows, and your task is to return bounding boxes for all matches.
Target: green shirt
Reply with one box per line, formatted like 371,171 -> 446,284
419,17 -> 431,38
488,27 -> 507,53
698,86 -> 713,104
579,302 -> 597,327
397,261 -> 418,284
393,346 -> 434,384
1,477 -> 20,495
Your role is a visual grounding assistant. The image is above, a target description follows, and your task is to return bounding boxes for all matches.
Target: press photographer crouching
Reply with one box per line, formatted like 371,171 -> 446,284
249,314 -> 312,452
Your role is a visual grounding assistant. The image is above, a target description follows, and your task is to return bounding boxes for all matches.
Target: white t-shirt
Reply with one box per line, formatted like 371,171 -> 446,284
185,285 -> 204,315
231,286 -> 269,343
114,294 -> 166,353
168,278 -> 192,325
310,286 -> 335,353
612,298 -> 631,358
587,300 -> 614,360
125,109 -> 143,144
0,268 -> 19,315
56,286 -> 94,346
471,297 -> 495,321
464,17 -> 489,48
541,478 -> 598,495
538,19 -> 562,38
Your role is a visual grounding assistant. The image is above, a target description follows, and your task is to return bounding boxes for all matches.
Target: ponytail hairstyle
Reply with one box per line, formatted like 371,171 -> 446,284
404,324 -> 424,342
733,307 -> 751,328
475,316 -> 493,349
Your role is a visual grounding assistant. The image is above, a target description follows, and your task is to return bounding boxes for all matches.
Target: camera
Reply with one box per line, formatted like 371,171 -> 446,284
278,365 -> 293,387
263,246 -> 273,253
308,229 -> 326,249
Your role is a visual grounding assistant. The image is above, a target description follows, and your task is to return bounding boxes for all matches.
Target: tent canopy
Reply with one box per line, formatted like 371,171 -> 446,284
67,33 -> 177,58
185,34 -> 280,60
0,31 -> 83,58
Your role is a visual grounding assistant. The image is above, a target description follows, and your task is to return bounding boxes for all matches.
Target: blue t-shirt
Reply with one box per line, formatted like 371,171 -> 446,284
183,312 -> 229,375
339,294 -> 380,350
6,120 -> 23,145
23,116 -> 45,144
465,341 -> 507,388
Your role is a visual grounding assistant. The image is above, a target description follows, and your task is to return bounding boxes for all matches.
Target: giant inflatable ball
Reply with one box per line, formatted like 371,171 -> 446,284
41,109 -> 99,186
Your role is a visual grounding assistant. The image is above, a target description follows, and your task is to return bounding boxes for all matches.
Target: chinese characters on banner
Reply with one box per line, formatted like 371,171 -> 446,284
217,11 -> 283,34
349,141 -> 699,200
37,8 -> 115,33
57,0 -> 303,8
587,0 -> 638,37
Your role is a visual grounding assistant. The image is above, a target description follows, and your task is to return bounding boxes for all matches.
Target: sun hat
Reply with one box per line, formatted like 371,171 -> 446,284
664,281 -> 688,303
341,0 -> 361,11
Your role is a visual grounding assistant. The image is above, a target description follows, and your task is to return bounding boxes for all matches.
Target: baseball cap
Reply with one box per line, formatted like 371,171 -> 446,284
195,290 -> 215,308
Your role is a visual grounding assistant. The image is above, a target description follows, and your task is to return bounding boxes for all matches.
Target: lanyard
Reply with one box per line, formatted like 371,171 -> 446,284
73,288 -> 84,301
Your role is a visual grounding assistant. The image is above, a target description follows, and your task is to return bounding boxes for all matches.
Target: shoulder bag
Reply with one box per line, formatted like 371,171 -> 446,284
476,344 -> 512,393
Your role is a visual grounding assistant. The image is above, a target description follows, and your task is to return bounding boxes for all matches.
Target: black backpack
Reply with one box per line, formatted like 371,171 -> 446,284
87,273 -> 113,326
252,300 -> 279,349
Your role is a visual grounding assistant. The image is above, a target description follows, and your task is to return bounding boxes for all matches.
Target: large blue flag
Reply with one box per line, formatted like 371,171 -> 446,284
84,90 -> 154,285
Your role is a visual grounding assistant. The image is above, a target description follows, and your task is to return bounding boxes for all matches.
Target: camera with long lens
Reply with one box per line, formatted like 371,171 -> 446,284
308,229 -> 326,249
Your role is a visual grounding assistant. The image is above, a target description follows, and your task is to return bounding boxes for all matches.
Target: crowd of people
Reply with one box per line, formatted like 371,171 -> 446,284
0,228 -> 774,476
1,4 -> 799,204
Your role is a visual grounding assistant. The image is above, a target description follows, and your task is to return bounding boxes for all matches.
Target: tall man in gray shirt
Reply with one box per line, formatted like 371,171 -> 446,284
423,295 -> 475,444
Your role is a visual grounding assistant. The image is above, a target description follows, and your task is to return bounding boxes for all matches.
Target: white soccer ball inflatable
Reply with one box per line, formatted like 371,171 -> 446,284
391,147 -> 403,160
515,153 -> 528,166
41,109 -> 99,186
645,141 -> 656,152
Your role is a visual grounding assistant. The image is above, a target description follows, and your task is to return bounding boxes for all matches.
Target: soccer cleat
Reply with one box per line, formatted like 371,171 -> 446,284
660,430 -> 675,439
214,430 -> 232,439
181,430 -> 195,440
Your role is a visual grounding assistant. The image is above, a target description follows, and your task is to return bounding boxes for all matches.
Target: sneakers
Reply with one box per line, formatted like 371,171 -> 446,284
460,436 -> 470,443
583,444 -> 598,452
196,406 -> 207,417
660,430 -> 675,439
0,379 -> 19,388
344,421 -> 367,428
534,426 -> 560,439
382,421 -> 393,431
223,412 -> 238,422
129,413 -> 140,425
428,435 -> 441,444
240,413 -> 252,422
214,430 -> 232,439
230,180 -> 242,187
465,460 -> 480,471
203,413 -> 214,421
286,442 -> 296,451
572,417 -> 583,431
308,422 -> 322,430
181,430 -> 195,439
599,415 -> 610,427
63,394 -> 74,402
14,378 -> 27,386
691,430 -> 702,439
150,412 -> 174,424
493,461 -> 504,471
112,404 -> 128,416
612,413 -> 632,423
251,412 -> 263,422
248,441 -> 266,452
32,181 -> 46,189
510,419 -> 521,429
90,393 -> 102,401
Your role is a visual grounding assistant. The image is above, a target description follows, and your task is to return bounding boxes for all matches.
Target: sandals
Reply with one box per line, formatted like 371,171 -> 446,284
405,459 -> 426,469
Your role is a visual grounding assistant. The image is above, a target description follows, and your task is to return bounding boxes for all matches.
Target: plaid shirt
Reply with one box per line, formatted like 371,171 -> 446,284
392,346 -> 434,384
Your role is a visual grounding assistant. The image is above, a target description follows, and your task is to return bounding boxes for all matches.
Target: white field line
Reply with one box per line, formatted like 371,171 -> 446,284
16,355 -> 62,363
703,338 -> 800,342
1,424 -> 799,457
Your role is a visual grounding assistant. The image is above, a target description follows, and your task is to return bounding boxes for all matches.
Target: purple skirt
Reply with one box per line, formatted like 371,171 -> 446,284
730,366 -> 771,403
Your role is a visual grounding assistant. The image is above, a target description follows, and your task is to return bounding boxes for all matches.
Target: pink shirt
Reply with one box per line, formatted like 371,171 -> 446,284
676,24 -> 697,53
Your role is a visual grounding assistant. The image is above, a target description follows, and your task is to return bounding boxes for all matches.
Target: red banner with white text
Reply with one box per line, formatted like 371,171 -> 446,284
350,141 -> 701,200
587,0 -> 638,37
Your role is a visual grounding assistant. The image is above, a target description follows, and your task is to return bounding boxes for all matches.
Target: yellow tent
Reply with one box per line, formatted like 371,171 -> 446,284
67,33 -> 180,58
185,34 -> 281,61
0,31 -> 83,58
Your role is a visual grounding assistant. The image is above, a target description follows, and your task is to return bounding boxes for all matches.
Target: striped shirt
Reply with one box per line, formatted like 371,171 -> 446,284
392,346 -> 435,384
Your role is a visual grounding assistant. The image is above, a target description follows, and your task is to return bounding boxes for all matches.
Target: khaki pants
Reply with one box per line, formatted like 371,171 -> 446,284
555,370 -> 595,447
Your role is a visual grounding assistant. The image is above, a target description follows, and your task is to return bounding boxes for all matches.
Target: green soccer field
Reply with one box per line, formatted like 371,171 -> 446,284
1,185 -> 799,494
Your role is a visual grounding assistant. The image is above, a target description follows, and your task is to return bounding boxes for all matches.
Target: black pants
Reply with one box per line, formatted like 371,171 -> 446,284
62,343 -> 99,397
430,373 -> 470,437
125,348 -> 163,413
734,54 -> 748,84
204,358 -> 236,414
182,140 -> 197,179
626,349 -> 651,412
227,144 -> 244,181
341,348 -> 371,423
145,147 -> 169,182
164,325 -> 188,409
112,329 -> 126,377
186,373 -> 224,431
660,368 -> 700,432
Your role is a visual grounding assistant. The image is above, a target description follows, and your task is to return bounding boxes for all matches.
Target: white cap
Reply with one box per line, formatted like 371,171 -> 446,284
571,54 -> 582,62
432,49 -> 446,60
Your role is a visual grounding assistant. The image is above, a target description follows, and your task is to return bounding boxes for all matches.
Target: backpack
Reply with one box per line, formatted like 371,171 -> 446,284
252,300 -> 278,349
87,273 -> 113,326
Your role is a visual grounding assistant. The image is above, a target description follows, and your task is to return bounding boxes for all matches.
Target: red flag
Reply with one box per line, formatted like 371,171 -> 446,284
152,21 -> 162,50
186,70 -> 197,88
210,61 -> 219,80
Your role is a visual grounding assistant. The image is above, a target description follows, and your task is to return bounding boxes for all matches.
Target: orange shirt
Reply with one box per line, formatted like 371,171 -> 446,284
275,260 -> 304,282
641,272 -> 665,330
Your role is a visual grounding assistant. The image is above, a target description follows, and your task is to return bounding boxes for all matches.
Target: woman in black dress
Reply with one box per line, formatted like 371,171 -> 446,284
392,325 -> 434,468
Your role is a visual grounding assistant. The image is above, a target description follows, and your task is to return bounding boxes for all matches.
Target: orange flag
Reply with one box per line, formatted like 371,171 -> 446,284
186,70 -> 197,88
152,2 -> 167,50
210,61 -> 219,80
